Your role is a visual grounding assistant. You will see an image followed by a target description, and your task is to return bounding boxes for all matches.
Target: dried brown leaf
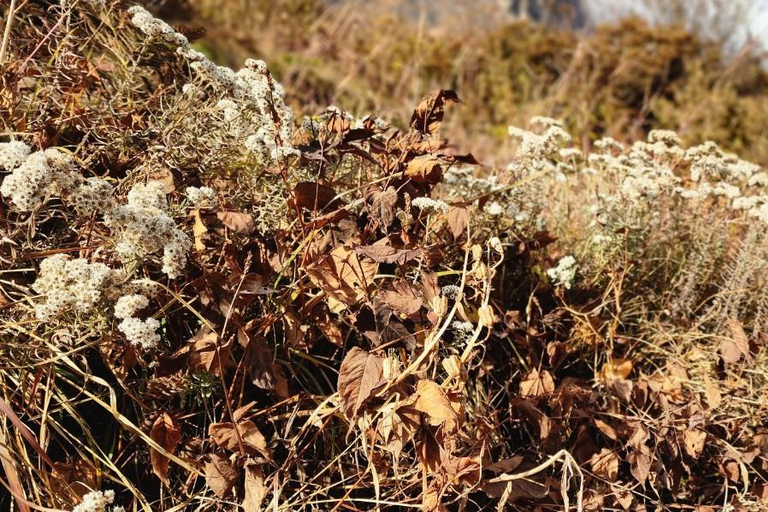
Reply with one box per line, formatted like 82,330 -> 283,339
217,210 -> 256,234
193,209 -> 207,253
721,318 -> 750,363
704,376 -> 722,409
366,186 -> 398,227
410,89 -> 461,135
355,244 -> 421,265
519,368 -> 555,398
719,459 -> 741,482
753,482 -> 768,503
590,448 -> 619,482
337,347 -> 385,419
683,428 -> 707,458
379,280 -> 423,316
209,420 -> 271,459
242,463 -> 267,512
599,358 -> 633,381
293,182 -> 340,211
413,379 -> 459,432
148,168 -> 175,193
441,453 -> 481,485
511,398 -> 551,441
307,245 -> 377,307
628,446 -> 652,484
150,413 -> 181,486
594,419 -> 618,441
205,454 -> 239,498
189,332 -> 232,376
378,404 -> 415,462
244,337 -> 289,398
447,206 -> 469,239
405,155 -> 442,183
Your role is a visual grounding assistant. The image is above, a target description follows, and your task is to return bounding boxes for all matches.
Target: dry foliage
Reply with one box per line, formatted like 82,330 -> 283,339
0,2 -> 767,512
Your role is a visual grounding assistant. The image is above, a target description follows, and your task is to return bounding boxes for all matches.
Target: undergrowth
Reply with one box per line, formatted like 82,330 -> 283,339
0,1 -> 767,511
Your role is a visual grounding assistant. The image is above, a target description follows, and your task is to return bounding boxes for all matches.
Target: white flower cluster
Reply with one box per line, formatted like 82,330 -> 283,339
685,141 -> 759,184
647,129 -> 681,147
72,489 -> 124,512
748,172 -> 768,187
114,294 -> 162,350
548,255 -> 578,290
508,121 -> 571,160
587,132 -> 766,210
593,137 -> 624,154
451,321 -> 475,344
104,181 -> 191,278
33,255 -> 119,322
117,315 -> 160,350
733,195 -> 768,225
126,6 -> 296,162
186,186 -> 217,207
127,6 -> 188,46
1,145 -> 77,210
484,201 -> 504,216
179,53 -> 294,160
113,294 -> 149,319
412,197 -> 450,214
31,257 -> 163,348
0,142 -> 114,214
440,285 -> 462,299
443,166 -> 503,197
3,145 -> 190,277
0,140 -> 31,170
215,99 -> 240,123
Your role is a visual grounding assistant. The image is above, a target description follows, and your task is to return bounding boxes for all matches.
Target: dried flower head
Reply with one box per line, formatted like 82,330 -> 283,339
33,255 -> 119,322
548,255 -> 578,289
114,294 -> 150,320
72,489 -> 116,512
0,140 -> 31,170
412,197 -> 450,214
118,316 -> 161,349
186,186 -> 217,207
104,181 -> 191,278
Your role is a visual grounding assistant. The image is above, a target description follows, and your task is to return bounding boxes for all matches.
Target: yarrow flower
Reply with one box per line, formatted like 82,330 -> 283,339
70,177 -> 116,215
104,181 -> 191,278
451,321 -> 475,344
118,316 -> 161,350
548,256 -> 578,290
1,145 -> 115,214
72,489 -> 119,512
440,285 -> 462,299
33,255 -> 119,322
114,294 -> 149,320
484,201 -> 504,216
747,172 -> 768,187
0,148 -> 78,211
412,197 -> 450,214
594,137 -> 624,153
508,123 -> 571,160
127,6 -> 188,46
648,129 -> 681,147
186,186 -> 217,207
215,99 -> 240,123
0,140 -> 31,170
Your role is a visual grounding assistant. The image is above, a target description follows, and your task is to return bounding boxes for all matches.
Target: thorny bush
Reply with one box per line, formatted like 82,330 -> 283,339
0,2 -> 767,511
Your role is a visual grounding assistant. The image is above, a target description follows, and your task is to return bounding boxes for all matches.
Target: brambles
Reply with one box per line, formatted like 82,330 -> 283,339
1,1 -> 768,511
